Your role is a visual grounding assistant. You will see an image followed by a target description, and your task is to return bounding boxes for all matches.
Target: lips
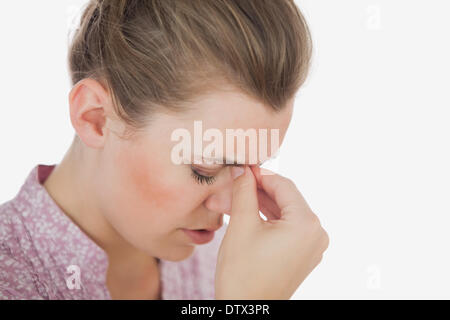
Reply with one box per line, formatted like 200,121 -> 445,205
196,226 -> 221,232
188,222 -> 223,232
182,220 -> 223,244
182,228 -> 216,244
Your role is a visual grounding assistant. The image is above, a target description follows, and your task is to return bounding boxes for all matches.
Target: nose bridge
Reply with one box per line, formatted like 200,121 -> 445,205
204,178 -> 234,216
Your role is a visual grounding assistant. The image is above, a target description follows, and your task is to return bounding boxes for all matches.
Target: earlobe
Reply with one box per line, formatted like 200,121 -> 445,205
68,78 -> 111,149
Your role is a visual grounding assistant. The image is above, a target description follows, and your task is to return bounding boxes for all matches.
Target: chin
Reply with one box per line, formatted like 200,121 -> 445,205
158,244 -> 196,262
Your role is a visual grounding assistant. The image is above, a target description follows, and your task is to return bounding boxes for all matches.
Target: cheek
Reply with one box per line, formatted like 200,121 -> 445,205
127,157 -> 176,211
122,150 -> 197,218
111,138 -> 205,228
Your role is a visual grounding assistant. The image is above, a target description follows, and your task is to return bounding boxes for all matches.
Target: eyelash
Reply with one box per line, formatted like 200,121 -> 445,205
191,169 -> 217,185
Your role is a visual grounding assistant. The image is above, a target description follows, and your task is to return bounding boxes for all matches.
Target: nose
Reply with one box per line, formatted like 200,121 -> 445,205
203,180 -> 233,216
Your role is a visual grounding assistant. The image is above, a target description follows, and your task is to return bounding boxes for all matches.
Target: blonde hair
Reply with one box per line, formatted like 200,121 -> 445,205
68,0 -> 312,138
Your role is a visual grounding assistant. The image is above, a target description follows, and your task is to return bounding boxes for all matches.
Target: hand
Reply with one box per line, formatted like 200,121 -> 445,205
215,165 -> 330,299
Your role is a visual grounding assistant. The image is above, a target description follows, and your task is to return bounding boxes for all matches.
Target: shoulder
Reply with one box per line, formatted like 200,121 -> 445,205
0,200 -> 47,299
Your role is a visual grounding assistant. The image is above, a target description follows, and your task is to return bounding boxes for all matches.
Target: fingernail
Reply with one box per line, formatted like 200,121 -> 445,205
231,166 -> 245,180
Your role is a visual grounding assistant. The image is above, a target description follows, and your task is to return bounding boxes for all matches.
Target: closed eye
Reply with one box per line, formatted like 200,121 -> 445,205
190,158 -> 268,185
191,168 -> 216,185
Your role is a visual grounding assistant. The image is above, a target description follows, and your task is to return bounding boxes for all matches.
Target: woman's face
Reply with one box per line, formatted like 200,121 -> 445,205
95,87 -> 294,261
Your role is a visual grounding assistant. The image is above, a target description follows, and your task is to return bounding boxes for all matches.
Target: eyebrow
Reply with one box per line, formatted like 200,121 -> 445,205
193,156 -> 271,167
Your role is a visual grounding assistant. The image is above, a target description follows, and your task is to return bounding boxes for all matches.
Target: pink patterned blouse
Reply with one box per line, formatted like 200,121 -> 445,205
0,164 -> 227,300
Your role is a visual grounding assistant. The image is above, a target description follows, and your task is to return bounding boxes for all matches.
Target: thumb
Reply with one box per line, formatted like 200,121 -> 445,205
229,165 -> 260,228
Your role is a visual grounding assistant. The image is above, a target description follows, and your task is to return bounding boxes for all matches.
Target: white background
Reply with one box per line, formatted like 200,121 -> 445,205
0,1 -> 449,299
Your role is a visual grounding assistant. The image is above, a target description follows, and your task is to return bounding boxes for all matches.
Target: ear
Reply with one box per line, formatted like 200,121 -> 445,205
69,78 -> 115,149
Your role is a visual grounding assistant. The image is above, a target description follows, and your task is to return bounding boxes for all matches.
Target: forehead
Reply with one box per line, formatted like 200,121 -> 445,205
174,88 -> 294,134
140,88 -> 294,165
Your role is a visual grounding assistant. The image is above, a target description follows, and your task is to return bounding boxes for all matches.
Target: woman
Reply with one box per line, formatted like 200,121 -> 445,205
0,0 -> 329,299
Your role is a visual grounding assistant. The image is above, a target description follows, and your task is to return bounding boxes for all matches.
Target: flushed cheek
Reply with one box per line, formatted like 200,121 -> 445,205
113,137 -> 203,226
128,162 -> 176,210
125,157 -> 196,226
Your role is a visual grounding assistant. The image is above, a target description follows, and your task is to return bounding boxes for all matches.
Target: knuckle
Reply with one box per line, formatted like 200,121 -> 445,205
321,229 -> 330,250
306,212 -> 321,227
306,214 -> 328,242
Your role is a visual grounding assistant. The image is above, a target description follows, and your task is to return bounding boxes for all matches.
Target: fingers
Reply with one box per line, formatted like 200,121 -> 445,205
257,188 -> 281,220
250,165 -> 312,220
230,166 -> 261,227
